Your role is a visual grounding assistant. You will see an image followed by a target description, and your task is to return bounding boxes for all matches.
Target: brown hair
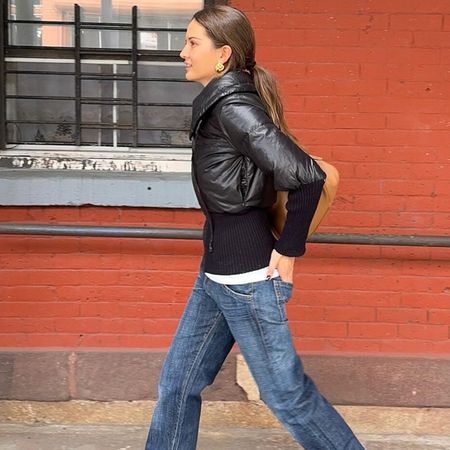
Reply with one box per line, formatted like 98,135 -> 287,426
193,6 -> 295,140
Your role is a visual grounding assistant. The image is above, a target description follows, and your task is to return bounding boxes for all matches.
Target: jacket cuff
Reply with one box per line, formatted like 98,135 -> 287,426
274,180 -> 325,257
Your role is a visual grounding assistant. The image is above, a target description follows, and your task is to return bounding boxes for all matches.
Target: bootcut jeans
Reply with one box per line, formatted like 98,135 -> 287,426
145,271 -> 364,450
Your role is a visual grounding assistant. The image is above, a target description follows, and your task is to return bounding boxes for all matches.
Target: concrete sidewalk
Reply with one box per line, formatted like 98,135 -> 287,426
1,400 -> 450,450
1,423 -> 450,450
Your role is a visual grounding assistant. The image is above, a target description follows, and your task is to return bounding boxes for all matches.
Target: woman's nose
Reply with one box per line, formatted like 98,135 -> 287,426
180,45 -> 188,59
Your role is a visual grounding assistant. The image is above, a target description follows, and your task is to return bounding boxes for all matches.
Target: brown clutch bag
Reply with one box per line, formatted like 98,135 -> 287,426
269,156 -> 340,239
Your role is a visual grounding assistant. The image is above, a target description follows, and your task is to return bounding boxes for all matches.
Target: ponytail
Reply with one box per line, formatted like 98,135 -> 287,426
252,65 -> 297,143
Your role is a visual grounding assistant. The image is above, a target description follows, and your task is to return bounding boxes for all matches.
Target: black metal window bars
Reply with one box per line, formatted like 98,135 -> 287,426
0,2 -> 217,149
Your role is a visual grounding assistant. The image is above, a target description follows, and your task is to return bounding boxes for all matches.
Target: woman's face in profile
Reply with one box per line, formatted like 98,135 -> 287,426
180,19 -> 223,86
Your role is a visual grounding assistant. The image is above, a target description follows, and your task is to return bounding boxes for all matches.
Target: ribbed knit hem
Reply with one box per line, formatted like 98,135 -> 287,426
202,209 -> 275,275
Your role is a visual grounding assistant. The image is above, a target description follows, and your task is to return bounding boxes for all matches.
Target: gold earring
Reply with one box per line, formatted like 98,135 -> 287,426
215,62 -> 225,73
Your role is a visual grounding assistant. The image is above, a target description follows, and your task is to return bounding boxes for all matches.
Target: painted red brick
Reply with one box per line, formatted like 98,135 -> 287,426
428,310 -> 450,325
1,0 -> 449,354
397,324 -> 448,340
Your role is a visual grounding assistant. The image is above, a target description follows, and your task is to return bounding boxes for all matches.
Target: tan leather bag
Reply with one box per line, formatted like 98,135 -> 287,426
269,156 -> 340,239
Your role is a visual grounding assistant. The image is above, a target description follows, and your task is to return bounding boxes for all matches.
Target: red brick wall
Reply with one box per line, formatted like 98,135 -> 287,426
1,0 -> 449,354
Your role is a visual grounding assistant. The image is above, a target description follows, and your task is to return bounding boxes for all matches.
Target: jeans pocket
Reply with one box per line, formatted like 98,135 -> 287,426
221,282 -> 254,300
272,277 -> 293,304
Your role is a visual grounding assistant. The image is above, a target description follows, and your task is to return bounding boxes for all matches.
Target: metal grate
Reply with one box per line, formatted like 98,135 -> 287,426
1,2 -> 205,149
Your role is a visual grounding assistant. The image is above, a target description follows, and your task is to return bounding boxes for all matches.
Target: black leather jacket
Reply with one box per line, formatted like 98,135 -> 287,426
190,70 -> 325,215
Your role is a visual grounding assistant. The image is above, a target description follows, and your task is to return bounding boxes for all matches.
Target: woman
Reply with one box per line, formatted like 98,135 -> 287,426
146,5 -> 364,450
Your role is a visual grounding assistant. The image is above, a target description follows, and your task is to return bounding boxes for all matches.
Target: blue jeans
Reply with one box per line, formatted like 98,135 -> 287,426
145,272 -> 364,450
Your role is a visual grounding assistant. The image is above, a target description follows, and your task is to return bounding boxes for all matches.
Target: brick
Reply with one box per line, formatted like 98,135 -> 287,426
142,319 -> 179,334
298,0 -> 450,14
361,63 -> 446,82
377,308 -> 427,324
414,31 -> 450,48
378,340 -> 449,353
0,335 -> 30,346
324,211 -> 381,228
398,324 -> 448,340
445,15 -> 450,31
293,292 -> 348,308
428,310 -> 450,325
357,130 -> 450,147
255,28 -> 306,47
332,145 -> 386,161
306,63 -> 359,79
402,293 -> 450,309
390,47 -> 441,65
380,212 -> 434,228
285,112 -> 334,129
303,96 -> 359,113
353,196 -> 405,212
404,196 -> 438,212
118,335 -> 173,348
78,334 -> 121,347
333,47 -> 387,63
292,338 -> 327,352
12,236 -> 81,254
79,303 -> 120,318
388,80 -> 450,98
1,286 -> 58,302
334,79 -> 387,96
258,46 -> 336,64
381,180 -> 436,196
381,246 -> 448,261
334,113 -> 386,129
348,323 -> 397,338
27,334 -> 82,347
401,261 -> 450,277
53,318 -> 104,333
296,274 -> 403,292
255,12 -> 389,30
359,30 -> 413,47
358,96 -> 450,114
385,147 -> 440,163
282,79 -> 335,96
349,292 -> 402,308
303,29 -> 360,46
355,162 -> 446,180
266,62 -> 308,80
386,113 -> 450,131
293,129 -> 356,146
117,303 -> 185,319
326,339 -> 381,353
396,276 -> 450,294
0,318 -> 54,333
327,161 -> 355,178
364,0 -> 450,14
434,213 -> 450,228
336,178 -> 382,195
441,48 -> 450,63
324,306 -> 376,322
291,322 -> 347,338
389,14 -> 443,31
0,302 -> 80,318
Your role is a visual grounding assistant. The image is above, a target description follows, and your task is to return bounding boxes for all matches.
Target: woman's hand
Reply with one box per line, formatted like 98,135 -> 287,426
267,249 -> 295,283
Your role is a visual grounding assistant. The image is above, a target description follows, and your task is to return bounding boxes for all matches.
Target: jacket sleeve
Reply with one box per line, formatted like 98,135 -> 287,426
219,100 -> 325,190
219,100 -> 325,257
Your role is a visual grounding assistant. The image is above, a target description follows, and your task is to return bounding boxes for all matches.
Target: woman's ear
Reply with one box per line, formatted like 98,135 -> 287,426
220,45 -> 233,65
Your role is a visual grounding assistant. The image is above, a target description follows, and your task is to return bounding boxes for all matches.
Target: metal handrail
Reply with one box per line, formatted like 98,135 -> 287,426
0,223 -> 449,247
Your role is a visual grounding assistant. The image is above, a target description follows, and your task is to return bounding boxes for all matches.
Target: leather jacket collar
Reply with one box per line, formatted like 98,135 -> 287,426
189,70 -> 257,139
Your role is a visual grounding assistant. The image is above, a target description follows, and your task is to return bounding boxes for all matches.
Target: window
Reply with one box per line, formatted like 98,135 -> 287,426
0,0 -> 222,150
